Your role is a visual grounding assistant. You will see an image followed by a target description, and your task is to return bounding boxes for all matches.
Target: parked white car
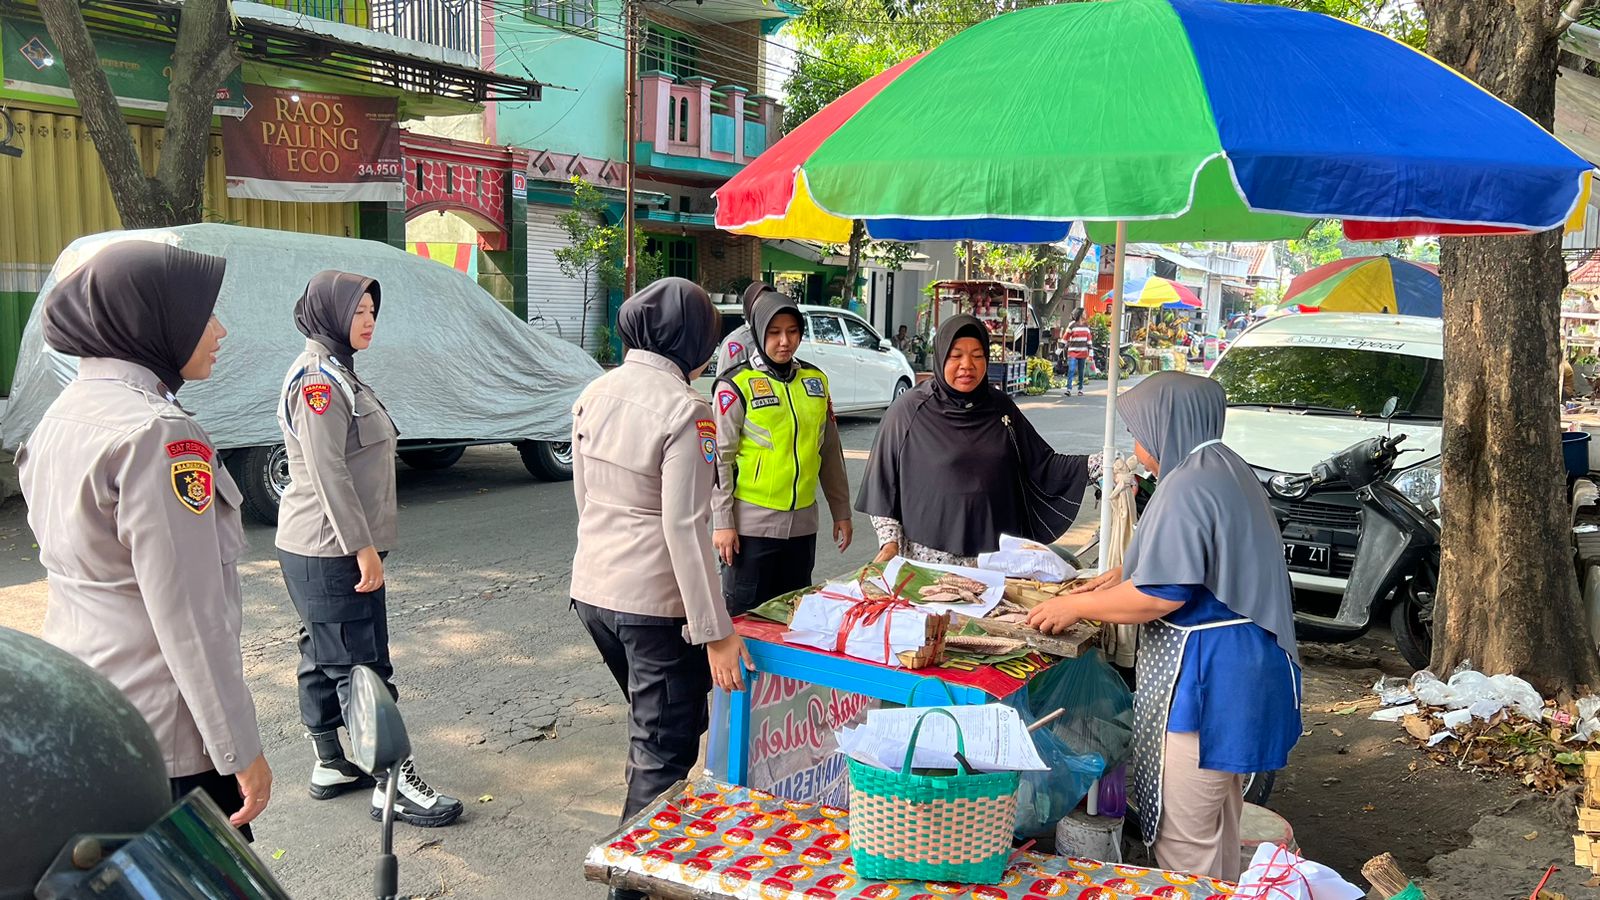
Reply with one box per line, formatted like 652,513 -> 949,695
697,303 -> 916,413
1210,313 -> 1443,615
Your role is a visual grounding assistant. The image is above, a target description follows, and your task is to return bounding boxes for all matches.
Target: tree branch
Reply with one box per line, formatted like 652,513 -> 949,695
158,0 -> 241,224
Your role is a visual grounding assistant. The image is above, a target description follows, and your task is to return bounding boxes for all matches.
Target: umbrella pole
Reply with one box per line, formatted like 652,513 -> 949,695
1097,222 -> 1128,573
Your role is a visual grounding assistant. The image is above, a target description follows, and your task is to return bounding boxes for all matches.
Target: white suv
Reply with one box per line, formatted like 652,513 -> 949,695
698,304 -> 916,413
1210,313 -> 1443,618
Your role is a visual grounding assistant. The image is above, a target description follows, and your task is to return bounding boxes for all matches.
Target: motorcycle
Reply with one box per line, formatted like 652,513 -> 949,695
1092,340 -> 1140,380
1269,398 -> 1439,670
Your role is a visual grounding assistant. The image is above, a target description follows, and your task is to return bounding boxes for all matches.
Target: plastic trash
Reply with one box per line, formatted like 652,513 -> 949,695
1436,708 -> 1473,730
1406,665 -> 1545,721
1576,696 -> 1600,741
1373,676 -> 1415,707
1005,650 -> 1128,837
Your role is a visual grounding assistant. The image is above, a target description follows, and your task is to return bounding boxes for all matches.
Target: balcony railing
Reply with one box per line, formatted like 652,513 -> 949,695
638,72 -> 783,170
267,0 -> 481,59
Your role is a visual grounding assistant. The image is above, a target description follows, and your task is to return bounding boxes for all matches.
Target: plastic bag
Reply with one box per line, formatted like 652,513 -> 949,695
1003,650 -> 1130,836
1026,648 -> 1134,768
1234,845 -> 1365,900
1006,683 -> 1104,837
1406,666 -> 1544,721
1576,696 -> 1600,741
1373,676 -> 1415,707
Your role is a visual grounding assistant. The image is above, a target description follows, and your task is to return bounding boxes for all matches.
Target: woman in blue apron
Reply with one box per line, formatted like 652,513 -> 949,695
1026,372 -> 1301,881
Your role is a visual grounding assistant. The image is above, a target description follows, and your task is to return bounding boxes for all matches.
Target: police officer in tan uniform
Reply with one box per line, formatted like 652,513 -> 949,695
17,241 -> 272,838
570,278 -> 754,900
275,270 -> 462,827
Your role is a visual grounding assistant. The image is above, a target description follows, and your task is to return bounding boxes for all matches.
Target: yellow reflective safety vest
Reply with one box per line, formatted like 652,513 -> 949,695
723,362 -> 830,512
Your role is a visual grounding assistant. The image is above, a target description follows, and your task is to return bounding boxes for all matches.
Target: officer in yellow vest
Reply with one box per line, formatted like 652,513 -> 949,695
712,293 -> 853,615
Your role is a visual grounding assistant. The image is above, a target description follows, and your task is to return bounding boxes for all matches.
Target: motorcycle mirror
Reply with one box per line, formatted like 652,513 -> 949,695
347,665 -> 410,776
1382,396 -> 1399,419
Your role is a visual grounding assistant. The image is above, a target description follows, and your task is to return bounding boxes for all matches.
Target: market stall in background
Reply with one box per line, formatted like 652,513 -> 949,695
927,280 -> 1034,394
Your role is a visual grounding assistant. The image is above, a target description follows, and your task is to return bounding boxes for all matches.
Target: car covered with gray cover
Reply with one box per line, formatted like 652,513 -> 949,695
4,224 -> 603,524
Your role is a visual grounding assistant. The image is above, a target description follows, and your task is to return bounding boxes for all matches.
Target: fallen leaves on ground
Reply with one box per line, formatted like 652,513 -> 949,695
1385,701 -> 1596,795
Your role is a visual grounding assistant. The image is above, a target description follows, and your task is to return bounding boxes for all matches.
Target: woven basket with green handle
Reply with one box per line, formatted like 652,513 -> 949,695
847,708 -> 1020,883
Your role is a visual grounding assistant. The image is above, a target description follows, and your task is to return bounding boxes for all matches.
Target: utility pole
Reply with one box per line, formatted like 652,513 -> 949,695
623,0 -> 639,298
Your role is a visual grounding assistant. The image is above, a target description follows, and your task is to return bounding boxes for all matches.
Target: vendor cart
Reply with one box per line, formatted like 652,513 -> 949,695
930,280 -> 1035,395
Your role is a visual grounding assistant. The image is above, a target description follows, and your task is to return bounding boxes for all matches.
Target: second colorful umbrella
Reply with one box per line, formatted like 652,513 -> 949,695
1285,256 -> 1441,317
1113,276 -> 1202,309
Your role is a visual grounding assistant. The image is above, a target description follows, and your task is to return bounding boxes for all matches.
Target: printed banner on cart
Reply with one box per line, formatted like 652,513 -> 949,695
222,84 -> 402,203
745,674 -> 877,808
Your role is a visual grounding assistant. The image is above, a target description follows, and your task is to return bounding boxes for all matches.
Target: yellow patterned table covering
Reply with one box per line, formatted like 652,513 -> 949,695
584,781 -> 1236,899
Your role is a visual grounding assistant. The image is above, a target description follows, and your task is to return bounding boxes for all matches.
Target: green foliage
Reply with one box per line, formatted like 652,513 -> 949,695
593,323 -> 617,365
1282,221 -> 1442,277
1087,313 -> 1110,348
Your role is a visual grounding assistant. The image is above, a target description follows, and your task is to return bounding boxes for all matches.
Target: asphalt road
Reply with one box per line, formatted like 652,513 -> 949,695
0,384 -> 1130,899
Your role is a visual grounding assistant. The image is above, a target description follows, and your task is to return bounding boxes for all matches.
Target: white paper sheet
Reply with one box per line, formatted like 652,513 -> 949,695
837,704 -> 1049,773
978,533 -> 1078,582
880,557 -> 1007,618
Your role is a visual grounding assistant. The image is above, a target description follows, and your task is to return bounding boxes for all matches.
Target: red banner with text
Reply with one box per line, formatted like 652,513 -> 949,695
222,84 -> 402,203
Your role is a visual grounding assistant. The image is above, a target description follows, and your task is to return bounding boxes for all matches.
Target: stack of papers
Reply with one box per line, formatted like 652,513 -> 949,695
837,705 -> 1049,773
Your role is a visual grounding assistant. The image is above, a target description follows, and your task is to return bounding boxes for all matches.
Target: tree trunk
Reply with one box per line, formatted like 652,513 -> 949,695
841,219 -> 866,305
1423,0 -> 1600,693
36,0 -> 239,228
1032,240 -> 1094,332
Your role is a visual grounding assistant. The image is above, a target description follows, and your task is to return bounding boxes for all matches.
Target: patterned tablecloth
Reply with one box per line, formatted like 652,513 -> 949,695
585,781 -> 1236,900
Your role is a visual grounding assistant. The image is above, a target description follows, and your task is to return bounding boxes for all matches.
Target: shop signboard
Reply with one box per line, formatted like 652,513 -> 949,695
1,17 -> 248,117
222,84 -> 402,203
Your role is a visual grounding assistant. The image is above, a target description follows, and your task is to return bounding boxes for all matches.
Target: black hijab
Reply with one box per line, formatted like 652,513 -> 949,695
856,315 -> 1089,557
295,270 -> 380,371
43,240 -> 225,395
748,293 -> 806,378
618,277 -> 720,379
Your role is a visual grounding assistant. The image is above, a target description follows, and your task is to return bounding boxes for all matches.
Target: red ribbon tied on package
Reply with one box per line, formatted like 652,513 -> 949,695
824,571 -> 916,660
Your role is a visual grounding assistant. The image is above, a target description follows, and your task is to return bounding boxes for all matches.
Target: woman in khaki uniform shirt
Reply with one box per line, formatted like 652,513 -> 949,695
570,279 -> 753,899
17,241 -> 271,838
275,271 -> 462,828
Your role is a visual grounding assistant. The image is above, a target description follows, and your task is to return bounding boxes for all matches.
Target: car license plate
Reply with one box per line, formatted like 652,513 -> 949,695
1283,540 -> 1332,574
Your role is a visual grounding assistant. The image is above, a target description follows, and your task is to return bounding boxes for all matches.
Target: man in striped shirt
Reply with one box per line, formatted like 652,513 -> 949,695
1065,309 -> 1092,396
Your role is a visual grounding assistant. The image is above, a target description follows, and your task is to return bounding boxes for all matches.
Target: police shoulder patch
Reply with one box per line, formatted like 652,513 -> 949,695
717,390 -> 739,415
727,340 -> 745,358
696,418 -> 716,464
303,382 -> 332,415
171,460 -> 214,515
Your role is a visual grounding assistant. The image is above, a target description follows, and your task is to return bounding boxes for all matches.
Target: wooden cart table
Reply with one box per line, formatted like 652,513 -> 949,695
710,616 -> 1099,790
584,780 -> 1235,900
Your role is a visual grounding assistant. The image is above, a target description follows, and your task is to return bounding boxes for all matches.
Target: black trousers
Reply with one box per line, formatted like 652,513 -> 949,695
721,533 -> 818,617
574,600 -> 711,822
172,769 -> 252,842
279,550 -> 399,733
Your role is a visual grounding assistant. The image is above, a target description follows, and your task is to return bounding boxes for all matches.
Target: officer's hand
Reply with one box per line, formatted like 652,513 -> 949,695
873,541 -> 898,564
834,520 -> 853,553
713,529 -> 740,567
355,546 -> 385,593
707,633 -> 755,692
232,753 -> 273,827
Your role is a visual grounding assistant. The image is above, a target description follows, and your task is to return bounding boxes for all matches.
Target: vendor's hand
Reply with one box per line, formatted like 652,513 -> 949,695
873,541 -> 899,564
354,546 -> 385,593
713,529 -> 740,567
834,520 -> 853,553
1026,597 -> 1083,635
1070,565 -> 1122,594
707,633 -> 755,692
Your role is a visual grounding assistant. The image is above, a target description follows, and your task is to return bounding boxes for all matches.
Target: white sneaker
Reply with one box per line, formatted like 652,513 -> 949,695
370,759 -> 463,827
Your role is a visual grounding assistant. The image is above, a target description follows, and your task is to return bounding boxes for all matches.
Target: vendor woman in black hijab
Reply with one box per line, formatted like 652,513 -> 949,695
856,315 -> 1094,565
1025,372 -> 1301,881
